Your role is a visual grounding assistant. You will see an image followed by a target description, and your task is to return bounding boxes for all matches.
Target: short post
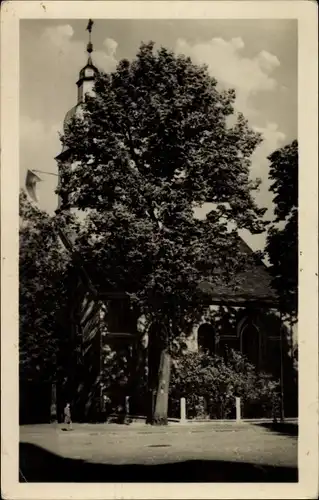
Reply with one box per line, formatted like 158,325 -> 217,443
125,395 -> 130,413
235,396 -> 241,423
124,395 -> 130,424
180,397 -> 186,423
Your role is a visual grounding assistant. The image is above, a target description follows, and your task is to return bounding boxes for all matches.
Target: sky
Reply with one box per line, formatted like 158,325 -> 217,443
20,19 -> 297,251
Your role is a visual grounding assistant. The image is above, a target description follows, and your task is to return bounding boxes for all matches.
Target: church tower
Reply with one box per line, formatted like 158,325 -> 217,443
55,20 -> 99,208
76,19 -> 99,104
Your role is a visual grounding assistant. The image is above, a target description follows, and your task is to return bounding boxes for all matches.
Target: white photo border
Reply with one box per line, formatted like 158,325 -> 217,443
1,1 -> 318,499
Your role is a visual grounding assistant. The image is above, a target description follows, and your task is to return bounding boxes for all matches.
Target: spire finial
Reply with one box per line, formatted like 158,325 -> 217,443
86,19 -> 94,59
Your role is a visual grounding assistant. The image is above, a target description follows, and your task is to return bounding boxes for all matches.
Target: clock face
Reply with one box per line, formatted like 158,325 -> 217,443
85,68 -> 94,77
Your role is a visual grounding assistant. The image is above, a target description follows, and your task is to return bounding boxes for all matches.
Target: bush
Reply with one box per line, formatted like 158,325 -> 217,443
169,349 -> 279,419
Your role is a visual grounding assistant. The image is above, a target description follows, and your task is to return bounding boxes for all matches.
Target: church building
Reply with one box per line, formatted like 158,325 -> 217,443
52,23 -> 296,423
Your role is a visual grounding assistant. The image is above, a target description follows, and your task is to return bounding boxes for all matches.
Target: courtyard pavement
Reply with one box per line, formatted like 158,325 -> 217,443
19,421 -> 298,483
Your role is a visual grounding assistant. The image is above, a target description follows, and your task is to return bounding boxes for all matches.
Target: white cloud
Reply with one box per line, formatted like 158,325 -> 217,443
40,24 -> 118,74
230,37 -> 245,50
257,50 -> 280,73
104,38 -> 118,58
175,37 -> 280,118
43,24 -> 75,45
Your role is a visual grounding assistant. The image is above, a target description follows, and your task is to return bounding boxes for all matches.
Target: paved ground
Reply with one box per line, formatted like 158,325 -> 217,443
19,421 -> 298,483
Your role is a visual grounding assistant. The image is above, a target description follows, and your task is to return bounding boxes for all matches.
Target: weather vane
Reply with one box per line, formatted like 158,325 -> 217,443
86,19 -> 94,54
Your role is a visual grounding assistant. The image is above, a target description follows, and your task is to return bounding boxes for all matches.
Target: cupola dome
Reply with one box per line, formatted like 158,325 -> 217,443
79,61 -> 99,81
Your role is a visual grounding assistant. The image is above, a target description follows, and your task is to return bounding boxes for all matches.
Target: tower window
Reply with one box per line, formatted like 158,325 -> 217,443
85,68 -> 95,77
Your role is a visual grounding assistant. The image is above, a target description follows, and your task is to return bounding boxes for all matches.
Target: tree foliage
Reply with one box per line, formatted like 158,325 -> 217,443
57,42 -> 266,333
268,140 -> 298,222
19,191 -> 70,382
170,349 -> 280,419
266,140 -> 298,318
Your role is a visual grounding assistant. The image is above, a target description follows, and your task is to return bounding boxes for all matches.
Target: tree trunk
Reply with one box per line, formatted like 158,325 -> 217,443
153,349 -> 171,425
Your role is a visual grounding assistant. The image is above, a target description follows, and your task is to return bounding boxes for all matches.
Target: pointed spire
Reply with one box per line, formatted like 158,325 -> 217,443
86,19 -> 94,63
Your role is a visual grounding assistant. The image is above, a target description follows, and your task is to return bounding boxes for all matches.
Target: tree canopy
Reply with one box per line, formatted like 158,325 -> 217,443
19,191 -> 70,382
57,42 -> 267,333
265,140 -> 298,318
268,140 -> 298,222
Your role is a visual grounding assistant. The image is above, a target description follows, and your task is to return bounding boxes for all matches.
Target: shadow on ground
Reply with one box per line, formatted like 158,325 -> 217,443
19,442 -> 298,483
253,423 -> 298,437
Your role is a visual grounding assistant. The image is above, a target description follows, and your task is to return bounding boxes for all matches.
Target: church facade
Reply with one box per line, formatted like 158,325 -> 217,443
51,30 -> 297,423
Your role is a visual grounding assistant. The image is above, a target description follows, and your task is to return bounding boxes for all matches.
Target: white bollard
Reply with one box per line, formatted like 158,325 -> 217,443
235,397 -> 242,422
125,396 -> 130,414
180,397 -> 186,423
124,395 -> 130,425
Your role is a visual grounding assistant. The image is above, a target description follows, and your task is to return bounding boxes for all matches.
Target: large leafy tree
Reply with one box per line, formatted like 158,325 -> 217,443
57,42 -> 267,424
265,140 -> 298,319
19,191 -> 70,383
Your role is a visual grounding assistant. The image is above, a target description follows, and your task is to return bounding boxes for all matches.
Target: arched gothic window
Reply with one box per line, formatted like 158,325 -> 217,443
197,323 -> 216,354
107,299 -> 132,334
240,321 -> 260,370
